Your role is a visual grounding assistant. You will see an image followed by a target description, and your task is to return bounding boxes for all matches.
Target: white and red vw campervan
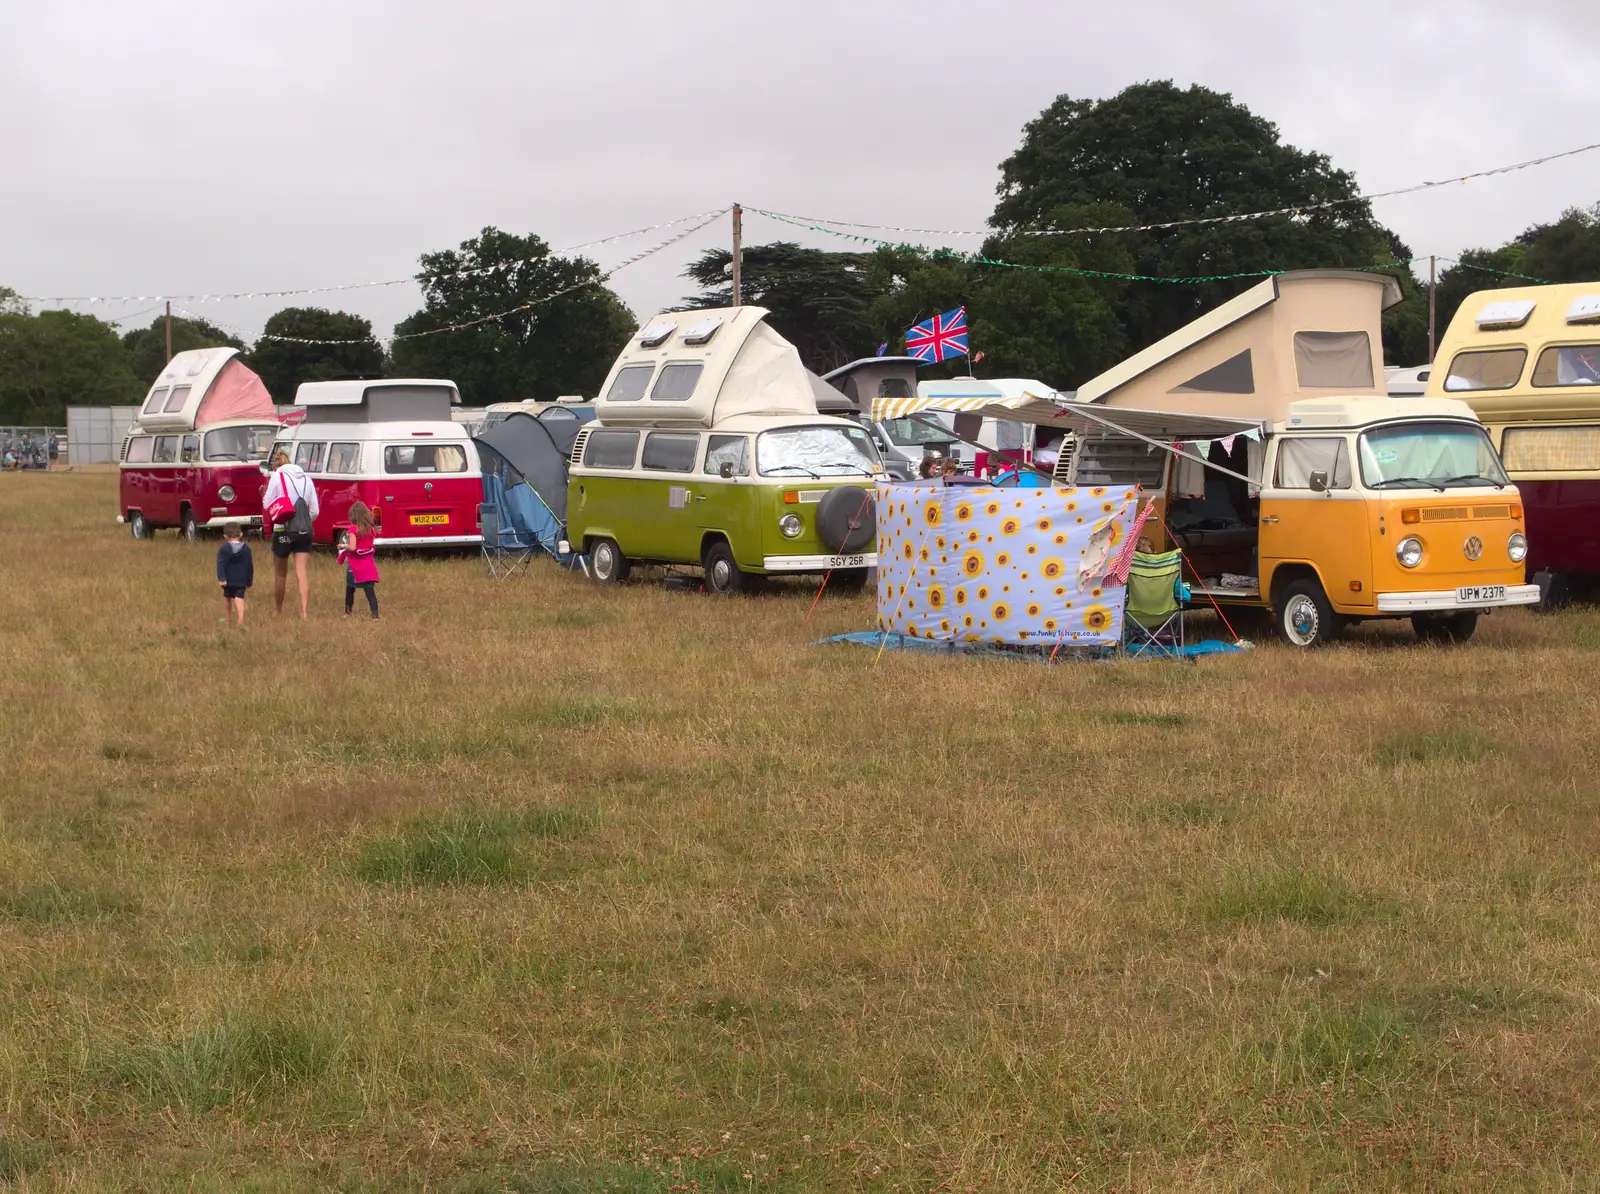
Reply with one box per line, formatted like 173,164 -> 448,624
119,347 -> 282,540
266,379 -> 483,548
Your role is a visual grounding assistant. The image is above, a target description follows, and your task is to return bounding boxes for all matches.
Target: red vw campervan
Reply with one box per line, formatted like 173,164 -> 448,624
266,379 -> 483,548
119,348 -> 281,539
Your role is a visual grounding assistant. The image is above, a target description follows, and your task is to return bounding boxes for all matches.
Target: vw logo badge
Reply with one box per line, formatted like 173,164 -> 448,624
1463,535 -> 1484,561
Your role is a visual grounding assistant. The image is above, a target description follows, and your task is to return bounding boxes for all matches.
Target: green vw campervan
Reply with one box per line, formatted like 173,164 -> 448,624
567,307 -> 882,593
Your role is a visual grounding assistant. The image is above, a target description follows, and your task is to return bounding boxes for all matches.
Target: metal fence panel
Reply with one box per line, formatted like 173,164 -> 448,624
65,406 -> 141,464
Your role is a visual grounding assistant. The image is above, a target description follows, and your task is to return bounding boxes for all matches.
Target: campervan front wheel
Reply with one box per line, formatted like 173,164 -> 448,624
1274,578 -> 1342,648
702,540 -> 748,595
588,538 -> 629,585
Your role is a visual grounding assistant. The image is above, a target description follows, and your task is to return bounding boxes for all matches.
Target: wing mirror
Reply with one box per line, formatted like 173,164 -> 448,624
719,461 -> 734,479
1309,470 -> 1329,493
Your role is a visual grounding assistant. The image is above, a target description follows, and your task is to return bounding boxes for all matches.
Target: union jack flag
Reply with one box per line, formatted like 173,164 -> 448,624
905,307 -> 969,364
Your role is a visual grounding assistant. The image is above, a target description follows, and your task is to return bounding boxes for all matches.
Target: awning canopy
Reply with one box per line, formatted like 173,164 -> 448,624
872,388 -> 1264,442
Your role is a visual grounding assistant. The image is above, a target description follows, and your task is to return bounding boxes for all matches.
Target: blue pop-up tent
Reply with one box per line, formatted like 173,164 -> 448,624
472,407 -> 591,557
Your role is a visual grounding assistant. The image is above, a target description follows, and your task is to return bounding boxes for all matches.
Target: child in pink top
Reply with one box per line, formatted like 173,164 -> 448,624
338,501 -> 381,619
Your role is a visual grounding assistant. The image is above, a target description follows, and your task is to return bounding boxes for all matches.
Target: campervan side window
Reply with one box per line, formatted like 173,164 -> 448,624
1294,332 -> 1373,388
582,429 -> 639,469
325,442 -> 362,474
1501,426 -> 1600,471
1530,345 -> 1600,387
704,435 -> 749,476
606,365 -> 653,403
1274,437 -> 1351,489
651,363 -> 703,402
1072,437 -> 1166,487
295,442 -> 327,473
204,425 -> 276,462
1444,348 -> 1526,392
141,388 -> 169,417
125,436 -> 153,463
877,377 -> 913,399
641,432 -> 700,472
383,444 -> 467,474
152,436 -> 179,463
181,435 -> 200,464
162,385 -> 192,414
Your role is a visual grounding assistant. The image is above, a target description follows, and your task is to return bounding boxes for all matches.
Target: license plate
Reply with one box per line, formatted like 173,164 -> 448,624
1457,584 -> 1506,603
409,513 -> 449,526
828,554 -> 867,568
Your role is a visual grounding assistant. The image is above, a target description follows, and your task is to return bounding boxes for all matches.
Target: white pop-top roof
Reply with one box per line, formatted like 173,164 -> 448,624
137,347 -> 261,431
590,306 -> 817,428
295,379 -> 460,406
1280,396 -> 1481,430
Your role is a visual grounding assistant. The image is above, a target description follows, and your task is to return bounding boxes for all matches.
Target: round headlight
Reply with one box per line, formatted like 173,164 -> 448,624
1508,531 -> 1528,563
218,484 -> 236,503
1397,536 -> 1423,568
779,513 -> 803,539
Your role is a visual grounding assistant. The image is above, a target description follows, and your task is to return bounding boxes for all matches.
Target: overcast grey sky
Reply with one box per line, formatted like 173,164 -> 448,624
3,0 -> 1596,349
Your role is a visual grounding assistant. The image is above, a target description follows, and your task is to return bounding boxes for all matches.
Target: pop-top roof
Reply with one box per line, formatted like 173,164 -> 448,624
591,306 -> 818,428
136,347 -> 276,432
295,379 -> 460,405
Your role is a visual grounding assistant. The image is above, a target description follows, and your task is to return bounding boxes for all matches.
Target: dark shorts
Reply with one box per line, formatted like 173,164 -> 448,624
222,584 -> 247,599
272,528 -> 314,558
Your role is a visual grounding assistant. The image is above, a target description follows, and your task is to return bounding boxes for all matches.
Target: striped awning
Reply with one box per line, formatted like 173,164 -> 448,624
871,389 -> 1263,442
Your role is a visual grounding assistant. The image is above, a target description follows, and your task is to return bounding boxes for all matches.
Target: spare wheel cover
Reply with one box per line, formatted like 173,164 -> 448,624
816,485 -> 876,553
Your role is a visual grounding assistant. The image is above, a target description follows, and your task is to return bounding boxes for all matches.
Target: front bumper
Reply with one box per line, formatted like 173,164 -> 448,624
1375,584 -> 1539,613
203,513 -> 261,528
374,534 -> 484,548
761,552 -> 879,573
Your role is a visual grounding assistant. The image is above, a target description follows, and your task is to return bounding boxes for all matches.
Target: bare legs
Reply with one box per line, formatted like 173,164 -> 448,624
272,552 -> 310,619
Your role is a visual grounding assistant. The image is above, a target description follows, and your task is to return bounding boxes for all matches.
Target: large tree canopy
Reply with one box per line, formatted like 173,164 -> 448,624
250,307 -> 386,404
390,227 -> 636,406
0,309 -> 143,424
991,81 -> 1394,353
121,315 -> 244,385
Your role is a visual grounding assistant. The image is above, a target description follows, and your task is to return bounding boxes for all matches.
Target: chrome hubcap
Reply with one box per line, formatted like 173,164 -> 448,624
712,560 -> 730,589
1285,595 -> 1318,646
595,545 -> 613,577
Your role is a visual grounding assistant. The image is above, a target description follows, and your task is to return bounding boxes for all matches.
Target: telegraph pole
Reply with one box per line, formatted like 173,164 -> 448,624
164,300 -> 173,364
1427,255 -> 1437,364
730,204 -> 743,308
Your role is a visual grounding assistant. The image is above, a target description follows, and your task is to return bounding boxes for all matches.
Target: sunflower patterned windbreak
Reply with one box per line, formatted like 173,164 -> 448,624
874,481 -> 1135,646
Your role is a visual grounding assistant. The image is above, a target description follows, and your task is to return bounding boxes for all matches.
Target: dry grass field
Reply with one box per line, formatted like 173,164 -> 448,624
4,470 -> 1600,1191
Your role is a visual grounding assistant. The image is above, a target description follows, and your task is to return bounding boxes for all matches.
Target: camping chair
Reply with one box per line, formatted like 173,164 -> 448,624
1123,550 -> 1189,660
480,502 -> 534,579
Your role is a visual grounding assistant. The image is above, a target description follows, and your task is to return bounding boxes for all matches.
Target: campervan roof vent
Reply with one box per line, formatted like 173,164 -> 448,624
680,316 -> 723,346
1476,299 -> 1536,330
569,424 -> 594,467
1565,295 -> 1600,325
638,321 -> 676,347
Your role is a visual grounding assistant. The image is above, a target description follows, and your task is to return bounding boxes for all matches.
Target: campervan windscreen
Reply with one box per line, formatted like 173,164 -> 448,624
1358,422 -> 1509,490
203,425 -> 277,461
757,426 -> 880,478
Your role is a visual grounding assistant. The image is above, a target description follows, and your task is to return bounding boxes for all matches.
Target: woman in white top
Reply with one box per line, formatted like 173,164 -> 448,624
262,447 -> 320,619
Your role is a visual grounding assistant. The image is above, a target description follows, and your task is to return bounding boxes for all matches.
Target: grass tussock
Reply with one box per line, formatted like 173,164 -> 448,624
0,883 -> 126,923
6,472 -> 1600,1188
112,1016 -> 339,1111
1373,728 -> 1494,766
1214,867 -> 1374,927
355,807 -> 592,886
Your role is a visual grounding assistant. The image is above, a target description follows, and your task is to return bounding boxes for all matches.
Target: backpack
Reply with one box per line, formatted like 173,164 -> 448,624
286,472 -> 314,536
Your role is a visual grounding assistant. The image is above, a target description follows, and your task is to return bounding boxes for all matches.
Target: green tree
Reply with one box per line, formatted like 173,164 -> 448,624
0,287 -> 27,316
0,309 -> 142,424
121,315 -> 244,384
249,307 -> 386,404
682,242 -> 882,372
390,227 -> 636,406
990,81 -> 1393,354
